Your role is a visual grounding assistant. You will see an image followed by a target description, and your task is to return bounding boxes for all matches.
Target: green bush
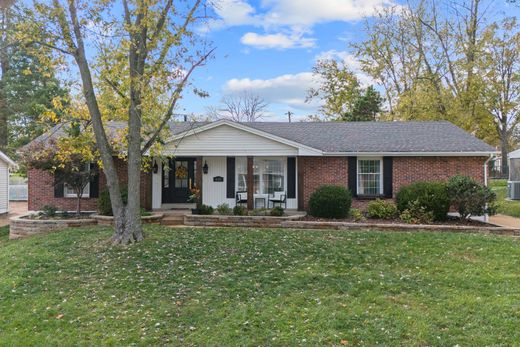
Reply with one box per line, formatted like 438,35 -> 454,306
399,199 -> 434,224
396,181 -> 450,221
233,205 -> 248,216
216,203 -> 233,215
41,205 -> 57,217
446,175 -> 497,220
366,199 -> 397,219
349,208 -> 365,221
198,204 -> 214,215
270,206 -> 284,216
98,186 -> 128,216
308,185 -> 352,219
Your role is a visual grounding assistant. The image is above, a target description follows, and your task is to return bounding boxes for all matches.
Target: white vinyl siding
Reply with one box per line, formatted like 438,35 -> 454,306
202,157 -> 235,207
163,124 -> 298,157
0,160 -> 8,214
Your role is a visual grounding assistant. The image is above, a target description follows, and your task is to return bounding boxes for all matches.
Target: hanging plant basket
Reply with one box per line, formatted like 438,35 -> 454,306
175,165 -> 188,179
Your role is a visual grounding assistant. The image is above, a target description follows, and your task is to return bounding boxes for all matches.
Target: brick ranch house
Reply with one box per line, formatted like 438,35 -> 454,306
27,119 -> 496,212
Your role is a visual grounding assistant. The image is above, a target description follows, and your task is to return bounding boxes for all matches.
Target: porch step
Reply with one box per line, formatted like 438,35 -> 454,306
161,215 -> 185,226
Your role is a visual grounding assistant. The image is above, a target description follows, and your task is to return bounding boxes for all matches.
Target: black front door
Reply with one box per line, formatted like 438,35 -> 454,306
162,158 -> 196,203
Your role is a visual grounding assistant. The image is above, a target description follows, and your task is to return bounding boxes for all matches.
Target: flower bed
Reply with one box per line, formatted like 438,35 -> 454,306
184,213 -> 305,228
91,213 -> 164,226
10,214 -> 98,239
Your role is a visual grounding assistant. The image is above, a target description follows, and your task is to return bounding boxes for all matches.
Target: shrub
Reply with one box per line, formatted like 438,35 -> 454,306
366,199 -> 397,219
308,185 -> 352,219
446,175 -> 497,220
399,199 -> 434,224
349,208 -> 365,221
140,208 -> 152,217
396,181 -> 450,221
216,203 -> 233,215
270,206 -> 284,217
198,204 -> 214,215
41,205 -> 57,217
233,205 -> 248,216
98,186 -> 128,216
249,209 -> 268,216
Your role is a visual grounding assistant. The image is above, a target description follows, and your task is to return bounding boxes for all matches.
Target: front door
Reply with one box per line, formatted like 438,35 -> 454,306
162,158 -> 197,203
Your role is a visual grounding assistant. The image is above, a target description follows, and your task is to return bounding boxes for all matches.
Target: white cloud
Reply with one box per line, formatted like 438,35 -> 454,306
224,72 -> 321,110
209,0 -> 397,49
315,49 -> 374,86
240,32 -> 315,49
260,0 -> 395,27
212,0 -> 395,28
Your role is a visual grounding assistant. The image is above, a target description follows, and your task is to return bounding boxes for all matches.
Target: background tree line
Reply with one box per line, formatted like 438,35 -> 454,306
309,0 -> 519,174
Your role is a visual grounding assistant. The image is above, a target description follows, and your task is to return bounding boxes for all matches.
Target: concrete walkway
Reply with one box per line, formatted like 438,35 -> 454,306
489,214 -> 520,229
0,202 -> 28,227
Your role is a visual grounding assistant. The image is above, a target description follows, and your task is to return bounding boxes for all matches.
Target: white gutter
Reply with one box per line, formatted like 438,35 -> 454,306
322,151 -> 498,157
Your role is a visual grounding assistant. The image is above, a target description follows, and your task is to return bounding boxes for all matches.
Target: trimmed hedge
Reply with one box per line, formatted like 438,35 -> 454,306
308,185 -> 352,219
396,181 -> 450,221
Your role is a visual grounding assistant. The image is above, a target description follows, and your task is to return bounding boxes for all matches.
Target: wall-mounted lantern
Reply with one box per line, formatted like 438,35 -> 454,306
153,160 -> 159,174
203,161 -> 209,174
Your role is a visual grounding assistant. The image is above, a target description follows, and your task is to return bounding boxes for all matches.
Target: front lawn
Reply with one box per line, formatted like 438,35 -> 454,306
489,179 -> 520,217
1,226 -> 520,346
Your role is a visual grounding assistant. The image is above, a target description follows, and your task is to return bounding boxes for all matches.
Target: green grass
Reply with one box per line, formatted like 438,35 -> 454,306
1,226 -> 520,346
489,179 -> 520,217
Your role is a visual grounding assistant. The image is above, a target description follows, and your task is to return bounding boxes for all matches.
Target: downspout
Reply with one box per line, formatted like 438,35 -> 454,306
483,154 -> 494,222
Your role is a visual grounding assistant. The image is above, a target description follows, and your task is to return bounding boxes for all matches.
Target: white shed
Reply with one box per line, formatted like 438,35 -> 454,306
0,151 -> 16,214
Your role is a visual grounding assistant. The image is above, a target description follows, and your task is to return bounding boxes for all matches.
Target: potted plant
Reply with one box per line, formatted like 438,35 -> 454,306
188,187 -> 201,214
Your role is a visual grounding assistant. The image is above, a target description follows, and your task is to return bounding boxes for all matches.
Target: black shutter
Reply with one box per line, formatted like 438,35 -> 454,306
287,157 -> 296,199
348,157 -> 357,197
54,173 -> 64,198
90,162 -> 100,198
383,157 -> 393,198
226,157 -> 235,198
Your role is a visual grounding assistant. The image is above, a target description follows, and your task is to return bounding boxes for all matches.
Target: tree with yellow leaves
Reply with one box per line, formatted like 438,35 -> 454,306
23,0 -> 214,244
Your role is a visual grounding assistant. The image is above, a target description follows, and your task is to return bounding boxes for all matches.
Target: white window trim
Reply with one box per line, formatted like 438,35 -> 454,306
357,157 -> 383,196
65,183 -> 90,198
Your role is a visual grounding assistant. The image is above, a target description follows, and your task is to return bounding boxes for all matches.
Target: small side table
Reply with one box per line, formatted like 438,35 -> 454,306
254,196 -> 267,209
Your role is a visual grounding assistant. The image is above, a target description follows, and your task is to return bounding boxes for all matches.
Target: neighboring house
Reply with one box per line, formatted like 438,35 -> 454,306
26,120 -> 496,212
0,151 -> 16,214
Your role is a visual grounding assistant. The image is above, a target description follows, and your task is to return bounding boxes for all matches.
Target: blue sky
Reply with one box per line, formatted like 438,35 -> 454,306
176,0 -> 519,122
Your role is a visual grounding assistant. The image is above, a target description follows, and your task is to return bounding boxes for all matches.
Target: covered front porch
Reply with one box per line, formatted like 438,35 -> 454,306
151,156 -> 298,210
149,120 -> 319,211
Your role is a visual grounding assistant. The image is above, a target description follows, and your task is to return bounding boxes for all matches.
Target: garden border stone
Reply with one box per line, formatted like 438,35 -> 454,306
184,214 -> 306,228
91,213 -> 164,226
281,220 -> 520,236
9,214 -> 98,239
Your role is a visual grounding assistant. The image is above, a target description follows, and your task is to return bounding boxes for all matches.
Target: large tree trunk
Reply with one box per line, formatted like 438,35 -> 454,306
66,0 -> 130,242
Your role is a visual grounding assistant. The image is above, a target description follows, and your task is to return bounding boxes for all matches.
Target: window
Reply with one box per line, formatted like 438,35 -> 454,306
357,158 -> 382,196
236,157 -> 247,192
254,158 -> 285,195
64,163 -> 91,198
235,157 -> 286,195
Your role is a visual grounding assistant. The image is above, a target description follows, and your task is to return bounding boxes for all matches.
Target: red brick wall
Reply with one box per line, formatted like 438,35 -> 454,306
28,158 -> 152,212
299,157 -> 348,210
392,156 -> 486,196
298,156 -> 487,211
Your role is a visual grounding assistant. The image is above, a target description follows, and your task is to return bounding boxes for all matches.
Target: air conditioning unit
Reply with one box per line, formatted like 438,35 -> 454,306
508,181 -> 520,200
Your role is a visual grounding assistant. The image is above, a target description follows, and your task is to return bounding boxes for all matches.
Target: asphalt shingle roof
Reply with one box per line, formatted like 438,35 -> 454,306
240,121 -> 496,153
30,120 -> 496,154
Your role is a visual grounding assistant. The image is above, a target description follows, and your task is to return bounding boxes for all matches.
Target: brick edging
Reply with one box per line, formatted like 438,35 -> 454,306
281,221 -> 520,236
9,214 -> 98,239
